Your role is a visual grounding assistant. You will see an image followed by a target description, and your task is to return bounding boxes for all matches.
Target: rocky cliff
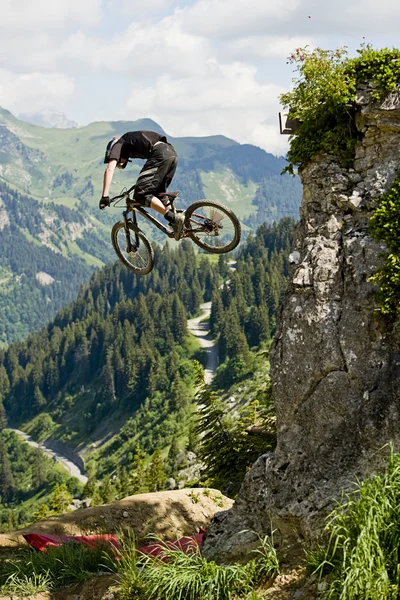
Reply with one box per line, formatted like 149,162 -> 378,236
203,83 -> 400,562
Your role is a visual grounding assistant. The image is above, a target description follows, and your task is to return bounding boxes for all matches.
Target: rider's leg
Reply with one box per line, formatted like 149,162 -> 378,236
149,196 -> 183,240
150,196 -> 171,215
134,144 -> 183,238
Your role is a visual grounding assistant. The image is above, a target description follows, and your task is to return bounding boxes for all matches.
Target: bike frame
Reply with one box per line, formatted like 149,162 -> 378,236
110,185 -> 220,254
110,185 -> 176,249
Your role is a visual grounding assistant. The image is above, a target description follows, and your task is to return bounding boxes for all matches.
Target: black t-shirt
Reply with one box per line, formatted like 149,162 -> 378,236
109,131 -> 167,161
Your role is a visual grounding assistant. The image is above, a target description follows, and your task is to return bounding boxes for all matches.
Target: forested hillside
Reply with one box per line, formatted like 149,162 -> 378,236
211,217 -> 294,386
0,218 -> 295,529
1,242 -> 215,439
0,181 -> 109,344
0,427 -> 83,532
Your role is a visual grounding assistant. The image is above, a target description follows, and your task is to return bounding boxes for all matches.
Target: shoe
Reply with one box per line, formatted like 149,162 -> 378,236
173,212 -> 185,241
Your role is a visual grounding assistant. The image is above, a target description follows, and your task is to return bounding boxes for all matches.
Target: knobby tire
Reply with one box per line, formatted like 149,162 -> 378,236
184,200 -> 241,254
111,221 -> 155,275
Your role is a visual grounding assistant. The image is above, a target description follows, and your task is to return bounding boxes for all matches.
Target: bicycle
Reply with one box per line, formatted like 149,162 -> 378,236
108,185 -> 242,275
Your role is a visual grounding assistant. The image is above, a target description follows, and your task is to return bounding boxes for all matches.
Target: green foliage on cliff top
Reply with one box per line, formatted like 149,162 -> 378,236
281,44 -> 400,173
369,174 -> 400,319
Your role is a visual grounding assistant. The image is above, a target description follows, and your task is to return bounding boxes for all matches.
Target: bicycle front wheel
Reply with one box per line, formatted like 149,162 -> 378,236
184,200 -> 241,254
111,222 -> 155,275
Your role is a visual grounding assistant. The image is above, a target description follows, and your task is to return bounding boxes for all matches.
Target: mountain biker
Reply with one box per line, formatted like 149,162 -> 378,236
100,131 -> 184,239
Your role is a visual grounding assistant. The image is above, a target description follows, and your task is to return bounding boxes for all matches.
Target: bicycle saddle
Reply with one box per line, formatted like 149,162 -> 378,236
158,191 -> 179,199
158,191 -> 180,206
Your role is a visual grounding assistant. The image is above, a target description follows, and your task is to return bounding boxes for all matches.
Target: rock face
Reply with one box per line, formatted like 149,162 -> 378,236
203,83 -> 400,562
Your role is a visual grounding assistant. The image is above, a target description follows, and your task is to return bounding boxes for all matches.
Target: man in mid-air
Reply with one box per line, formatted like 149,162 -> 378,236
99,130 -> 184,239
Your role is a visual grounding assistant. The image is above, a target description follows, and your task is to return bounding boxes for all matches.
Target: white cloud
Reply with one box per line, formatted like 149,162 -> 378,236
122,61 -> 288,155
0,0 -> 103,31
178,0 -> 400,39
1,0 -> 400,156
117,0 -> 177,16
223,35 -> 313,61
57,18 -> 213,77
0,70 -> 75,115
179,0 -> 303,38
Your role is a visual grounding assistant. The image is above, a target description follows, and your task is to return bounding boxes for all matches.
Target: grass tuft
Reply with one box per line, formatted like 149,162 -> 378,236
0,541 -> 116,593
1,572 -> 53,597
306,450 -> 400,599
113,530 -> 280,600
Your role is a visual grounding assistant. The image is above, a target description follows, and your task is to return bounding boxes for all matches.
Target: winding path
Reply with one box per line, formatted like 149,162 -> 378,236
187,301 -> 218,384
7,428 -> 88,484
6,268 -> 237,481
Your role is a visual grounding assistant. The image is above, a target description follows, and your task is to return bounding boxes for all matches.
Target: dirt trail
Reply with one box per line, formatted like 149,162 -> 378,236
7,429 -> 88,484
187,301 -> 218,384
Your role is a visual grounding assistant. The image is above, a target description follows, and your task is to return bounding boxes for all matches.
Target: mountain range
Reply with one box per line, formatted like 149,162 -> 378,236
0,107 -> 302,344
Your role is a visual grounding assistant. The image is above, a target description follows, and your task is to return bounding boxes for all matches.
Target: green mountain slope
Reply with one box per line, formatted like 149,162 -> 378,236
0,181 -> 109,344
0,106 -> 301,218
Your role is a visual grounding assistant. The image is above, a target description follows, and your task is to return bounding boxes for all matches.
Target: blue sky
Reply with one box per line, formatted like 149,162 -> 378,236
0,0 -> 399,155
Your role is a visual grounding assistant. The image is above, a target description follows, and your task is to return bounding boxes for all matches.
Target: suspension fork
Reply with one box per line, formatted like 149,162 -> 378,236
123,208 -> 140,252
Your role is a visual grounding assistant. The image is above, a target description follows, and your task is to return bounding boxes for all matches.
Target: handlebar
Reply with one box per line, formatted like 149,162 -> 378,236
110,184 -> 136,204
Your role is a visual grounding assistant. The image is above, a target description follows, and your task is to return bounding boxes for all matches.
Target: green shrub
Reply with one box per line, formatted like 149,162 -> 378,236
194,362 -> 276,497
307,451 -> 400,599
369,175 -> 400,318
281,45 -> 400,174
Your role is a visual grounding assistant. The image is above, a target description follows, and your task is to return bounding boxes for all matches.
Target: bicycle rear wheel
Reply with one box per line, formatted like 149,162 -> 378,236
184,200 -> 241,253
111,221 -> 155,275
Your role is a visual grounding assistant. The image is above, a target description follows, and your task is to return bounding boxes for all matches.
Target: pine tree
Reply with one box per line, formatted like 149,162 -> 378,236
98,475 -> 114,504
33,386 -> 46,412
167,438 -> 180,473
171,295 -> 187,344
50,483 -> 73,513
0,440 -> 14,503
147,449 -> 166,492
210,289 -> 224,336
0,401 -> 6,432
129,445 -> 148,495
31,448 -> 47,488
83,464 -> 97,498
0,366 -> 10,402
50,483 -> 73,514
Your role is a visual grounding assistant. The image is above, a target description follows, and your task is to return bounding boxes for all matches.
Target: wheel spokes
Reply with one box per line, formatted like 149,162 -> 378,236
189,208 -> 236,248
116,228 -> 150,269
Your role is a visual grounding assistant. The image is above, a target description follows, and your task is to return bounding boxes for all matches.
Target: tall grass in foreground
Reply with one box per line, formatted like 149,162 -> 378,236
114,532 -> 279,600
307,451 -> 400,600
0,542 -> 115,596
0,531 -> 279,599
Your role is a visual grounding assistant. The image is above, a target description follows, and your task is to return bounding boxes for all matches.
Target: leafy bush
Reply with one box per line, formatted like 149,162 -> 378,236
281,45 -> 400,173
194,362 -> 276,497
307,451 -> 400,599
369,174 -> 400,318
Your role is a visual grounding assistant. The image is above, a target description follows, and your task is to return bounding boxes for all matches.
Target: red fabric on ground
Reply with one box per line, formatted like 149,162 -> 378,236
138,532 -> 204,560
23,533 -> 120,552
23,531 -> 204,559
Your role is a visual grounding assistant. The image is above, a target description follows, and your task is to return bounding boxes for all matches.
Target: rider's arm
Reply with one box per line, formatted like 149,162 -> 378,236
102,160 -> 117,197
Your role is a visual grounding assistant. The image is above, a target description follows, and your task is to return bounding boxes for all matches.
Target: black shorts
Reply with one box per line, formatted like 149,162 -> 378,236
134,143 -> 178,207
